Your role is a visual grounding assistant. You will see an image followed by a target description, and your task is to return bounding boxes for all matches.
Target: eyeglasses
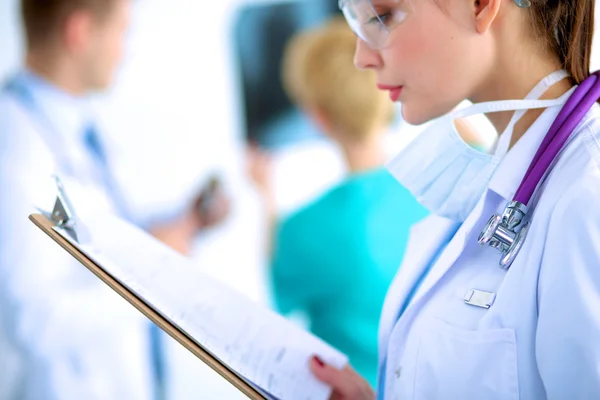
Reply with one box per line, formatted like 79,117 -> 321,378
338,0 -> 412,50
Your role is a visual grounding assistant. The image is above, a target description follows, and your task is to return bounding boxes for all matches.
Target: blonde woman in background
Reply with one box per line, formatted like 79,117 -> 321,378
249,18 -> 432,387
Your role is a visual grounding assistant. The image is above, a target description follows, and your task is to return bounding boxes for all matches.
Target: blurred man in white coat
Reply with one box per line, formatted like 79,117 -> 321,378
0,0 -> 228,399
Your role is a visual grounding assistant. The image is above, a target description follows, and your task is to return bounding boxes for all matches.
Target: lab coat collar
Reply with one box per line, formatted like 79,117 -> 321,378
15,69 -> 93,149
487,88 -> 575,201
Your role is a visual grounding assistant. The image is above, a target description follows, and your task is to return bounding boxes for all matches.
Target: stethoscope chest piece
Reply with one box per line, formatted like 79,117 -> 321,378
478,201 -> 530,270
476,70 -> 600,269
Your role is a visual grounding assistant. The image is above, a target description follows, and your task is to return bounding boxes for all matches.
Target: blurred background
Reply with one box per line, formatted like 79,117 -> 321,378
1,0 -> 600,398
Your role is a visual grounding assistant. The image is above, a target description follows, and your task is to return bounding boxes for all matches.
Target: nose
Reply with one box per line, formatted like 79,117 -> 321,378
354,38 -> 382,70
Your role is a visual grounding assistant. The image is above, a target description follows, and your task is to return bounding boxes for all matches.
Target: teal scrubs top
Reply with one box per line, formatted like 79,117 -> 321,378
271,167 -> 429,387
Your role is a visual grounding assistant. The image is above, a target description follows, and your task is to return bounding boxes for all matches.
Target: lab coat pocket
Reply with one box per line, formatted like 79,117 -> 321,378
414,318 -> 519,400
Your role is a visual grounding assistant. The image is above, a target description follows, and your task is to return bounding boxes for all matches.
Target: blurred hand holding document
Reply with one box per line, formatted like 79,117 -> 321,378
29,180 -> 347,400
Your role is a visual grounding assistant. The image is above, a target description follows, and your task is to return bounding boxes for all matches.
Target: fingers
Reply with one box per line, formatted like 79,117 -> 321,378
310,356 -> 376,400
200,194 -> 230,227
206,197 -> 230,225
192,177 -> 231,229
310,356 -> 347,390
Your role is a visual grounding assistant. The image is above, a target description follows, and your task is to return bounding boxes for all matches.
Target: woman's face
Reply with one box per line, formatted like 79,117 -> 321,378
350,0 -> 497,125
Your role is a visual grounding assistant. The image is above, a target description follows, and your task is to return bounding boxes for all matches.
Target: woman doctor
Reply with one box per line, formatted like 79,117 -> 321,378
308,0 -> 600,398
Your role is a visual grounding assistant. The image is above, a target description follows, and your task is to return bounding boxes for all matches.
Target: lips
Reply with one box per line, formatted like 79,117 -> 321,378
377,84 -> 403,102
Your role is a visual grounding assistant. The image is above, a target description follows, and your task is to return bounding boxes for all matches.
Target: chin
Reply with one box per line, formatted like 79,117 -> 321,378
400,101 -> 457,126
400,105 -> 436,126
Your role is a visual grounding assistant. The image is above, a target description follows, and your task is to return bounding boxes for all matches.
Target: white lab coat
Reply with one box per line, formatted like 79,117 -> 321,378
0,74 -> 154,400
379,103 -> 600,399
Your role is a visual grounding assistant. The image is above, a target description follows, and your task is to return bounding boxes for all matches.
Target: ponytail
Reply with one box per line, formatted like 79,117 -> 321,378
531,0 -> 594,84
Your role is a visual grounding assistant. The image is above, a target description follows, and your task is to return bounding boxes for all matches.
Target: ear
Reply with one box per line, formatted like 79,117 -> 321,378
473,0 -> 502,33
62,10 -> 94,53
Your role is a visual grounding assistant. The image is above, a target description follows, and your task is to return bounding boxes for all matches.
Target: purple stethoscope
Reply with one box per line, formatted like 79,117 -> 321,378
478,71 -> 600,269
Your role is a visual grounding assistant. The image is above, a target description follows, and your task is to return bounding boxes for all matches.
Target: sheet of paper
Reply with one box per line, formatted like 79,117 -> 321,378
58,213 -> 347,400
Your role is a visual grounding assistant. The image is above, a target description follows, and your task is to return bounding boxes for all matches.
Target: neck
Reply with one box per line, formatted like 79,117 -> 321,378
26,49 -> 87,96
337,131 -> 386,174
471,45 -> 572,148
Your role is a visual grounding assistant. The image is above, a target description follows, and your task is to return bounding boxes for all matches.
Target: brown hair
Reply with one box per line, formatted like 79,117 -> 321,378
21,0 -> 117,48
282,17 -> 395,140
530,0 -> 595,84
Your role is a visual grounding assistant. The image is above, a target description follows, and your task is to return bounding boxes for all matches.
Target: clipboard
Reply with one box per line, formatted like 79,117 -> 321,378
29,179 -> 268,400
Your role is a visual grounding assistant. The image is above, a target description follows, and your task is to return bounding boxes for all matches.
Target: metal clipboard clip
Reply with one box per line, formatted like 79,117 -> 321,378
38,176 -> 85,243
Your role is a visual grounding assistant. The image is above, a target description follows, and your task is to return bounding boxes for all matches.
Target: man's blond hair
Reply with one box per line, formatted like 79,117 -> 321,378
282,17 -> 394,141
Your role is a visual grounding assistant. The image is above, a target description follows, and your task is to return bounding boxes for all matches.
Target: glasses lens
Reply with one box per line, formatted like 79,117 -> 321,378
339,0 -> 410,49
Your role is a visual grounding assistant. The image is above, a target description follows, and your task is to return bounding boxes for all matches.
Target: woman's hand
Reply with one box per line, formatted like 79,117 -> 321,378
310,356 -> 376,400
